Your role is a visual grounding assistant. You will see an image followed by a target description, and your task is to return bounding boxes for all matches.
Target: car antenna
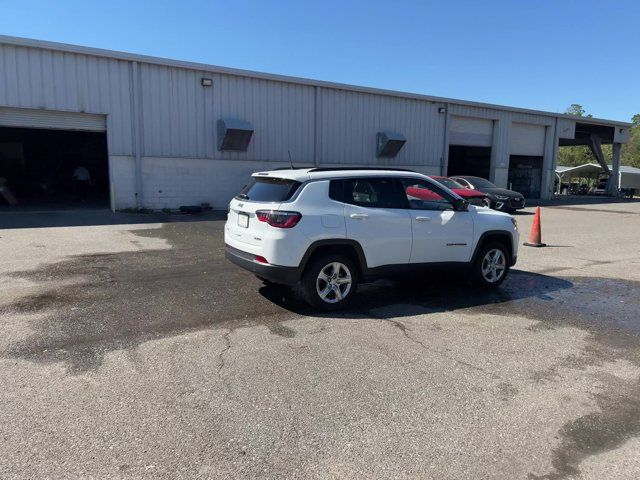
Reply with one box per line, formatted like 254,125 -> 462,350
288,150 -> 295,169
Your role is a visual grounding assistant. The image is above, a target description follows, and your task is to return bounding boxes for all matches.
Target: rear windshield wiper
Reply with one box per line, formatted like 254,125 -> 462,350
235,194 -> 249,200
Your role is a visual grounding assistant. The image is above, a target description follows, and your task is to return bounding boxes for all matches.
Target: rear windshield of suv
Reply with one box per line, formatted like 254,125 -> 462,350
236,177 -> 301,202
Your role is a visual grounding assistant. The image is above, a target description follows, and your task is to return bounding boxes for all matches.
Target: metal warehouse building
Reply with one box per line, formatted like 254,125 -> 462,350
0,35 -> 631,211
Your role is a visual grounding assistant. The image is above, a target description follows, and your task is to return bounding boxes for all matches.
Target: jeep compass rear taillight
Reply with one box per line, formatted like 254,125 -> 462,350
255,210 -> 302,228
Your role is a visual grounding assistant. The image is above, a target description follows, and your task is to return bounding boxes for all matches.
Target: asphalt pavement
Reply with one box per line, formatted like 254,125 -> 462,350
1,201 -> 640,479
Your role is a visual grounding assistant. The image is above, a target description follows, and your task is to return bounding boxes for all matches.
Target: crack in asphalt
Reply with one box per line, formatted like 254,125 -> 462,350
368,309 -> 501,380
4,219 -> 640,478
217,329 -> 232,374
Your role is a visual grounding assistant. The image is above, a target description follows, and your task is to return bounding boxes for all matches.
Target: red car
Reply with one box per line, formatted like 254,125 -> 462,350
430,176 -> 488,206
404,176 -> 488,207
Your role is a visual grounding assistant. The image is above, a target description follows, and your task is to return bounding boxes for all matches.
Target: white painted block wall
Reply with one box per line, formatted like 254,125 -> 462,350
109,157 -> 444,211
109,156 -> 137,210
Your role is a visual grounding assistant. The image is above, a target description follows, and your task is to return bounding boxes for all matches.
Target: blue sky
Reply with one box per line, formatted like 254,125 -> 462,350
1,0 -> 638,120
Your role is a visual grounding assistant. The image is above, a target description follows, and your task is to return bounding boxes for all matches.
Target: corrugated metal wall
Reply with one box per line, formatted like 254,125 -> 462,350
0,43 -> 133,155
0,42 -> 451,167
211,75 -> 316,163
139,64 -> 316,162
317,89 -> 445,166
1,40 -> 570,185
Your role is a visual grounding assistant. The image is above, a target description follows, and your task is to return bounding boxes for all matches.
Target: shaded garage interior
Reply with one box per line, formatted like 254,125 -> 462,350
508,155 -> 543,198
447,145 -> 492,178
0,127 -> 109,208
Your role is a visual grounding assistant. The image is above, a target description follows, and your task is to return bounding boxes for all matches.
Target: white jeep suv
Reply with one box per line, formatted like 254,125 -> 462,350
225,168 -> 519,310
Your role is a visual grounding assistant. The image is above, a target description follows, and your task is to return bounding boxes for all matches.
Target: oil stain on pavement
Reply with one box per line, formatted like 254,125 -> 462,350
2,220 -> 640,369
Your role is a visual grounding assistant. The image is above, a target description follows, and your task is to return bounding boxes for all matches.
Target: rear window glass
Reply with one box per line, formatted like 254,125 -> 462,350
465,177 -> 496,189
236,177 -> 301,202
433,177 -> 463,189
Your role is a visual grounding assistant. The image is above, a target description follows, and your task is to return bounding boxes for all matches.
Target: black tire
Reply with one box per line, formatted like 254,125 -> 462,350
471,241 -> 510,288
301,253 -> 358,311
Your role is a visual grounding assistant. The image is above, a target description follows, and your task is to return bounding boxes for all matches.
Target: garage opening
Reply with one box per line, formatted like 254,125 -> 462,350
0,127 -> 109,209
447,145 -> 492,178
508,155 -> 543,198
508,123 -> 546,198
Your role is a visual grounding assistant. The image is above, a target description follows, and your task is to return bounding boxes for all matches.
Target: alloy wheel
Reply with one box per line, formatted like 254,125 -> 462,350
481,249 -> 506,283
316,262 -> 352,303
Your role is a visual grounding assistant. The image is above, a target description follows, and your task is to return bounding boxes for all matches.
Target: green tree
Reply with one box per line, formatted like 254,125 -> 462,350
557,104 -> 593,167
565,104 -> 592,118
622,114 -> 640,168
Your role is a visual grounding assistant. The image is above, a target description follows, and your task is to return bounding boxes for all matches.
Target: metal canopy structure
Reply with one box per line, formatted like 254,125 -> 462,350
556,163 -> 640,191
558,122 -> 627,195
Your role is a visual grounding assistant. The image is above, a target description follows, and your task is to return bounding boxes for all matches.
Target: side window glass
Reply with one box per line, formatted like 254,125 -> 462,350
328,180 -> 344,202
344,178 -> 406,208
401,179 -> 453,211
352,180 -> 377,204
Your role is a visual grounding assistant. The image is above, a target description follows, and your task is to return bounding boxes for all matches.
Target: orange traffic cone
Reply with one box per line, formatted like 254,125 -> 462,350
524,206 -> 546,247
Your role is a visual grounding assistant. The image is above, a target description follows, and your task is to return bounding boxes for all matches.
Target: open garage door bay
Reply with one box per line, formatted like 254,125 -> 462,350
0,107 -> 109,211
447,116 -> 493,179
0,107 -> 106,131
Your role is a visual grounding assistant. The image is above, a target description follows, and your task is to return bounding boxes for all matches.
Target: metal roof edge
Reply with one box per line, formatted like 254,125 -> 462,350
0,34 -> 632,128
556,163 -> 640,174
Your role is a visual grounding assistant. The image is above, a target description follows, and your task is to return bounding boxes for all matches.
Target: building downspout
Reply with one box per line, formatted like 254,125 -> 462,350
130,61 -> 144,208
441,103 -> 450,176
552,117 -> 558,195
313,86 -> 320,167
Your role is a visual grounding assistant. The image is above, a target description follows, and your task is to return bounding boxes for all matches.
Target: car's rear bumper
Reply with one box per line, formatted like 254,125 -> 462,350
225,244 -> 301,285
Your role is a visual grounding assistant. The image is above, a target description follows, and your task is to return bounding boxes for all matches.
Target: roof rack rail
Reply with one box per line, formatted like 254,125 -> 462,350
309,167 -> 416,172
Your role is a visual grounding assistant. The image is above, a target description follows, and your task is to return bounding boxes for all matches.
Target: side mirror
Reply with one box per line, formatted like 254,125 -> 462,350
454,198 -> 469,211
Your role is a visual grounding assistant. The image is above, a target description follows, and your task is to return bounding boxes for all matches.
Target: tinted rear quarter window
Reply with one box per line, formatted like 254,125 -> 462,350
328,180 -> 344,202
237,177 -> 301,202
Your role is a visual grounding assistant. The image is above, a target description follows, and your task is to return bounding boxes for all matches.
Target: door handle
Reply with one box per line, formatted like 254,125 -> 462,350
350,213 -> 369,220
415,216 -> 431,222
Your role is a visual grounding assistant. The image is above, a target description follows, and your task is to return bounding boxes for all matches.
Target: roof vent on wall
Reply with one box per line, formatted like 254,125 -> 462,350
376,131 -> 406,158
217,118 -> 254,152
